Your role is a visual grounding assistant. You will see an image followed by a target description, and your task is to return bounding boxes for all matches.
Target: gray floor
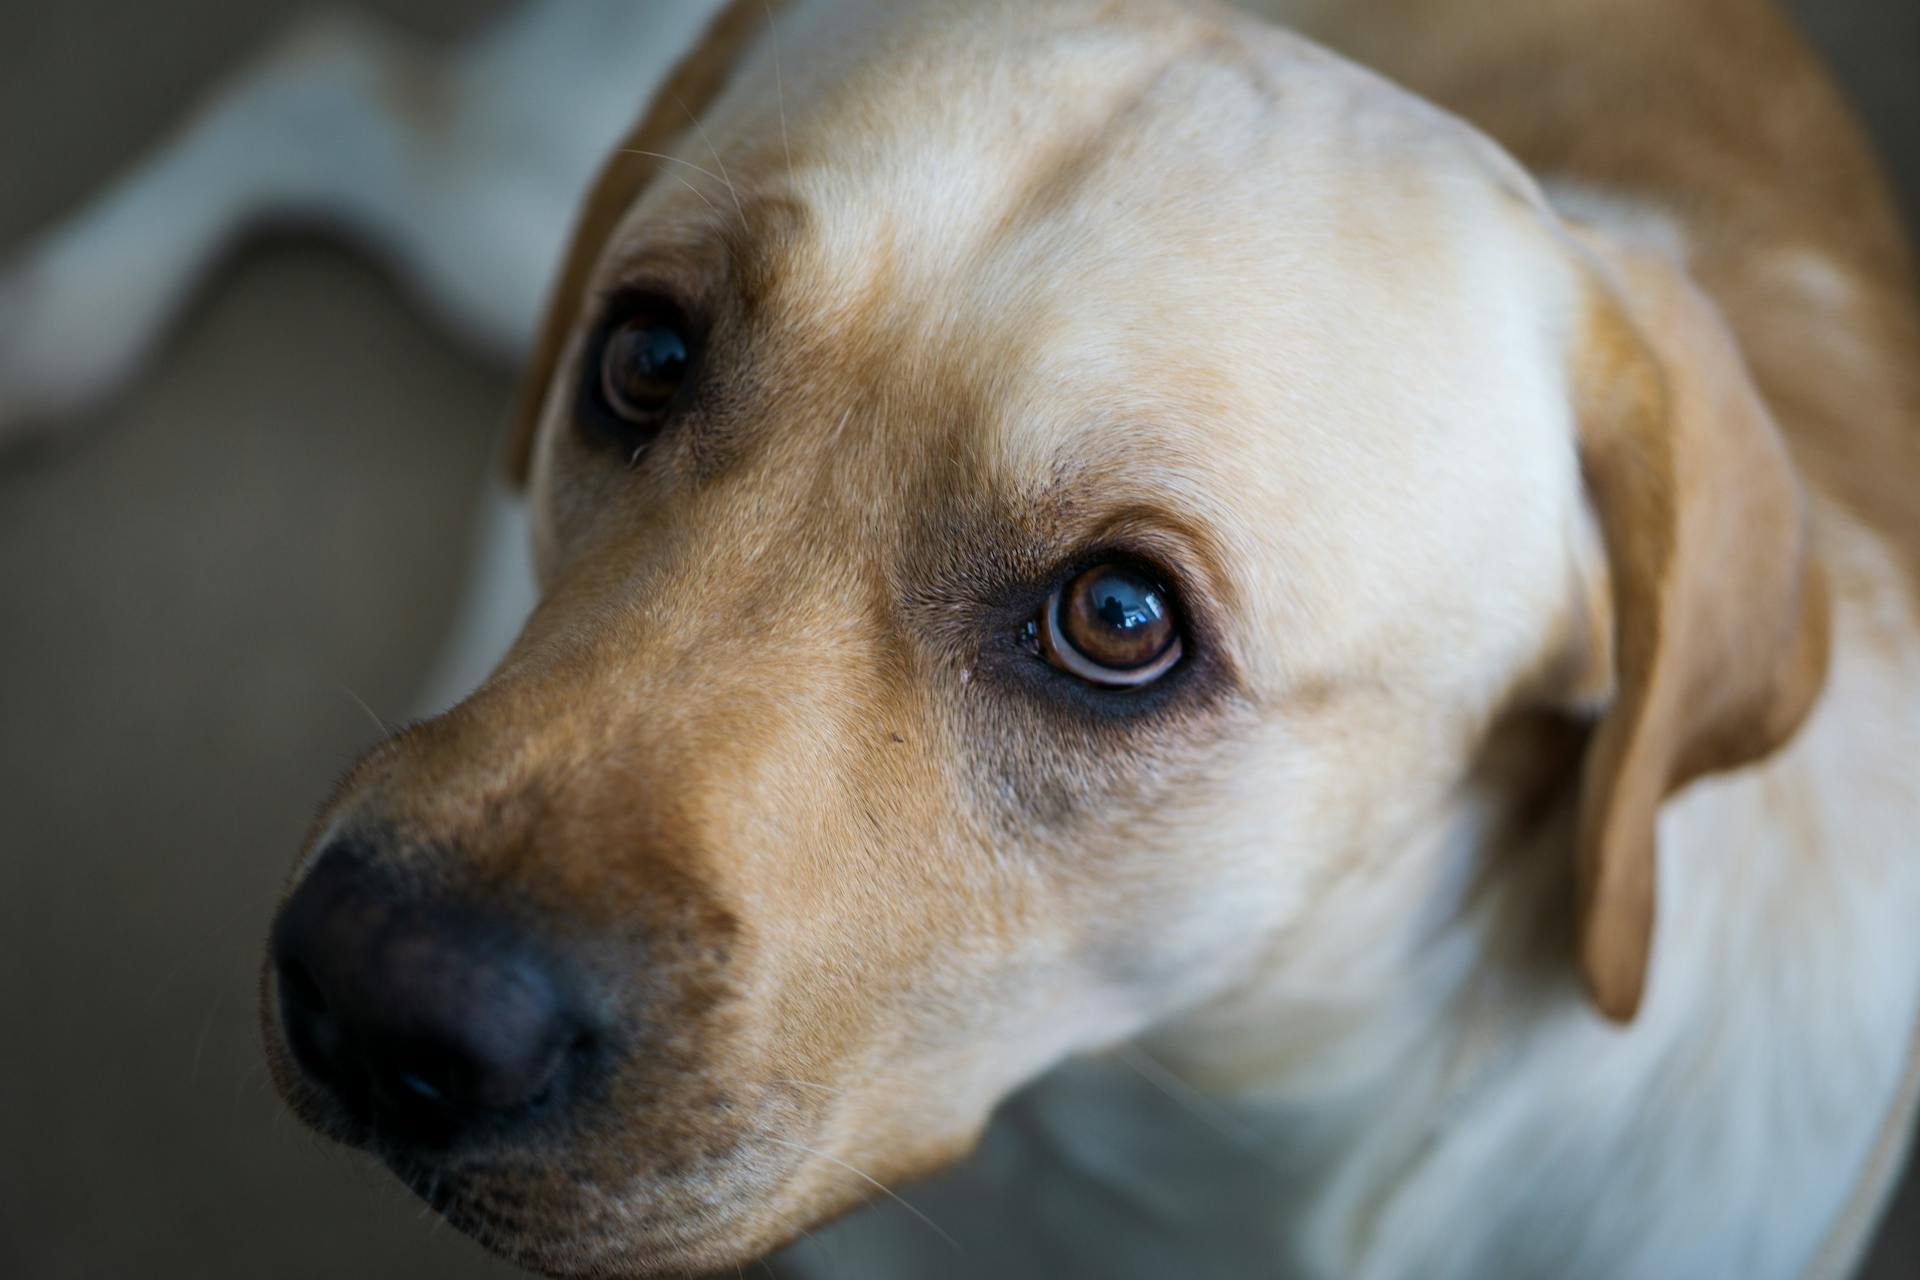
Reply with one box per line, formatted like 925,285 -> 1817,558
0,2 -> 1914,1277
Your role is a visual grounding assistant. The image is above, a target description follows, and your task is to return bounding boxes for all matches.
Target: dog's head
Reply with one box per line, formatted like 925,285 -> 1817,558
262,0 -> 1828,1274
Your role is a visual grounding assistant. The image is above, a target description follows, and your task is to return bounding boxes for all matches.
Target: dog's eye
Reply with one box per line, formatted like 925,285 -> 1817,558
1038,564 -> 1183,686
598,315 -> 691,423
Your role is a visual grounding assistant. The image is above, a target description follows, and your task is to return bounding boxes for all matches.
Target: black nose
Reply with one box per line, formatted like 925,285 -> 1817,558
270,842 -> 593,1149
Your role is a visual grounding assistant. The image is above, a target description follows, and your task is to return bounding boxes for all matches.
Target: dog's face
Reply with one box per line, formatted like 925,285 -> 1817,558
263,1 -> 1825,1275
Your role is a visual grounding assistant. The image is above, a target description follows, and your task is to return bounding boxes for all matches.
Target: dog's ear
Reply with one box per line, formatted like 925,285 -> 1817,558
1560,232 -> 1829,1022
504,0 -> 779,487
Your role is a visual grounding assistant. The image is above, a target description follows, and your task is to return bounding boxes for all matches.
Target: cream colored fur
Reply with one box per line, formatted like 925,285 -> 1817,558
9,1 -> 1914,1277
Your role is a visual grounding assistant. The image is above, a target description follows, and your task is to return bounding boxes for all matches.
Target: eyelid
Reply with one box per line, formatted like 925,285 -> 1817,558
589,250 -> 713,325
591,286 -> 699,335
1053,515 -> 1237,649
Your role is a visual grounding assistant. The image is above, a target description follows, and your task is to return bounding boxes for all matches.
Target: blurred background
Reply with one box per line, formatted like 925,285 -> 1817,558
0,1 -> 1914,1276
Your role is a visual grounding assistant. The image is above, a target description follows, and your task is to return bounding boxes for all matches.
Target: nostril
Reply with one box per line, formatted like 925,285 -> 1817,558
373,1055 -> 461,1124
398,1071 -> 448,1106
567,1029 -> 602,1077
525,1031 -> 599,1111
274,957 -> 354,1110
278,958 -> 328,1015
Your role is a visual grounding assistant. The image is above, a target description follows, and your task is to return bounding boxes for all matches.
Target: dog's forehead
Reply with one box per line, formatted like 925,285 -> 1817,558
693,0 -> 1553,465
751,9 -> 1554,487
573,0 -> 1576,677
764,1 -> 1466,315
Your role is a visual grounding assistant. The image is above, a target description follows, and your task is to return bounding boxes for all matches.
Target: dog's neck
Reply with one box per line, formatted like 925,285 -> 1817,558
1119,507 -> 1920,1279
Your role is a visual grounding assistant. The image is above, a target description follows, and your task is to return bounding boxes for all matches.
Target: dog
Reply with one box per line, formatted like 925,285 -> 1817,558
7,1 -> 1917,1277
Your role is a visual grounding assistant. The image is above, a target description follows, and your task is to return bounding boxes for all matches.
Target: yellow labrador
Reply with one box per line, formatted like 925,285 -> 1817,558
262,1 -> 1920,1276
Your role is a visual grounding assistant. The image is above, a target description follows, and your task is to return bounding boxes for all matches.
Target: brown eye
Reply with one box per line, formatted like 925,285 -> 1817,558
598,316 -> 691,422
1040,564 -> 1183,686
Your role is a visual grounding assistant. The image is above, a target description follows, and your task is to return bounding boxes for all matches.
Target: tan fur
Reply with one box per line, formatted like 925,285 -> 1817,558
1560,232 -> 1830,1019
504,0 -> 786,487
265,0 -> 1920,1275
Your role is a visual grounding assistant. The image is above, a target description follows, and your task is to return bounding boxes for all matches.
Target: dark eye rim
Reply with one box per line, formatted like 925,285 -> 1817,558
933,538 -> 1227,723
1035,557 -> 1187,689
574,291 -> 704,449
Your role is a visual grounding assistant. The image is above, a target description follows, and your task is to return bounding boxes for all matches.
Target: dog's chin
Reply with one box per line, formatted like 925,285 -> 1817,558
287,1107 -> 805,1280
387,1155 -> 797,1280
263,1055 -> 800,1276
292,1127 -> 804,1280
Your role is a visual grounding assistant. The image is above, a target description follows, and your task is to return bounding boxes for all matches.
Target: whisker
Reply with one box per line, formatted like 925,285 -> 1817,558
661,171 -> 721,218
753,1194 -> 842,1267
822,406 -> 853,449
765,0 -> 793,184
1113,1044 -> 1285,1172
232,1058 -> 268,1113
670,90 -> 747,223
757,1135 -> 961,1253
336,682 -> 390,735
766,1076 -> 846,1098
189,987 -> 223,1081
615,147 -> 731,190
145,880 -> 285,1009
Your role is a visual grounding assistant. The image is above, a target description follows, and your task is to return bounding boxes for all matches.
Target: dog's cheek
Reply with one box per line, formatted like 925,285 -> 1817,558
961,672 -> 1255,849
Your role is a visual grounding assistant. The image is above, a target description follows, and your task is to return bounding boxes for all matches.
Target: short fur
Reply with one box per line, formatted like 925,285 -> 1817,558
9,0 -> 1912,1276
283,1 -> 1920,1276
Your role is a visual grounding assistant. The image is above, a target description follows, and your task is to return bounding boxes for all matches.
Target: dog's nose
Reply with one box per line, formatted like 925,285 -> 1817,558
269,842 -> 592,1148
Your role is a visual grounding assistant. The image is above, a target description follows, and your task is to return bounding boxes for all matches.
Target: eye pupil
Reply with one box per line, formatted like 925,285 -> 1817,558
1040,563 -> 1183,687
599,317 -> 691,422
1093,586 -> 1160,633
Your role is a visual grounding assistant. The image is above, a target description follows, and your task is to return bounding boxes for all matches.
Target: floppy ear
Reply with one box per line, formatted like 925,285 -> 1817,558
503,0 -> 781,486
1562,232 -> 1830,1022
